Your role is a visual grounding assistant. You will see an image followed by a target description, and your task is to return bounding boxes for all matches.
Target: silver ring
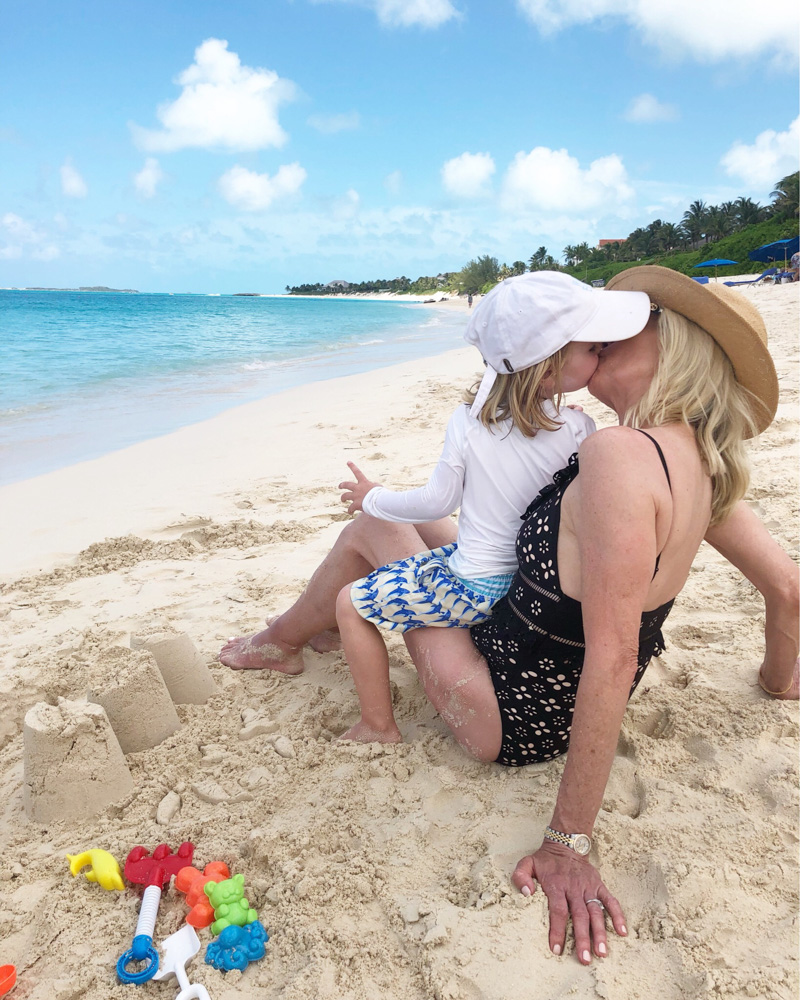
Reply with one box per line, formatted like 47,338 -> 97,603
586,898 -> 605,910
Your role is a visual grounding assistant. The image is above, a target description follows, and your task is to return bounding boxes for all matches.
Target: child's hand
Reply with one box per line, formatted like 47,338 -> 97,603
339,462 -> 381,514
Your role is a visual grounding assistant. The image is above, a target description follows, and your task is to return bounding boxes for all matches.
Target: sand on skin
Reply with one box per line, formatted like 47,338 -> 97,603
0,285 -> 797,1000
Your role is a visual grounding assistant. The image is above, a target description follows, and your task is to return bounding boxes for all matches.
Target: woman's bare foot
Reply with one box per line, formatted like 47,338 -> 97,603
220,627 -> 305,674
759,657 -> 800,700
338,720 -> 402,744
264,616 -> 342,654
308,627 -> 342,653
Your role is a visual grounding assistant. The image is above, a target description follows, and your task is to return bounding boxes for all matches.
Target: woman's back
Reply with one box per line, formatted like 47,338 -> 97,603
557,422 -> 713,612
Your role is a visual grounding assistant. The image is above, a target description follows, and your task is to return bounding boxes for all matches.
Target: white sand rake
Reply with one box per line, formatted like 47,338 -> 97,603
154,925 -> 211,1000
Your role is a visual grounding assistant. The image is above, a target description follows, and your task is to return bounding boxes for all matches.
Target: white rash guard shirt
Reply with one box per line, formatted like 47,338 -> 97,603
362,401 -> 596,582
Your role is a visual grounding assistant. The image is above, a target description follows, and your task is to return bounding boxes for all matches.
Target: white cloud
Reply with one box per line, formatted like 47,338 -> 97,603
218,163 -> 307,211
721,116 -> 800,187
515,0 -> 799,65
1,212 -> 60,260
131,38 -> 297,153
32,245 -> 60,261
312,0 -> 459,29
623,93 -> 679,123
307,111 -> 361,134
442,152 -> 496,198
334,188 -> 361,220
502,147 -> 634,212
134,158 -> 165,198
60,159 -> 88,198
384,170 -> 403,195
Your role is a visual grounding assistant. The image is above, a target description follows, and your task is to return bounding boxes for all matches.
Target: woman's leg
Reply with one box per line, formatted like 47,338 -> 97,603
220,514 -> 457,670
404,627 -> 503,762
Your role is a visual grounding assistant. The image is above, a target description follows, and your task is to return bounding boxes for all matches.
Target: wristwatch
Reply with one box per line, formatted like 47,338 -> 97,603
544,826 -> 592,856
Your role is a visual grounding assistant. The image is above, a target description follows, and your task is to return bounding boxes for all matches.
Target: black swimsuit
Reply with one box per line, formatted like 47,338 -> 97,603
471,431 -> 675,767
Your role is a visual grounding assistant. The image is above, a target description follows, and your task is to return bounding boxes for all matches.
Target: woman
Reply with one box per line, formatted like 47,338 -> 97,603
220,266 -> 799,963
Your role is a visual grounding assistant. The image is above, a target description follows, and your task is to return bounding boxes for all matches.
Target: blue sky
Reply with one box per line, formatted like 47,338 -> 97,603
2,0 -> 798,293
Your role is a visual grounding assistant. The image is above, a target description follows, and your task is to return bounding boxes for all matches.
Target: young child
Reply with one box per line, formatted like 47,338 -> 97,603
335,271 -> 651,743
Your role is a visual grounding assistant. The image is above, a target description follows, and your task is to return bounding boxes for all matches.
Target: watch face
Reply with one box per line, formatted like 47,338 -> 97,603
573,834 -> 591,856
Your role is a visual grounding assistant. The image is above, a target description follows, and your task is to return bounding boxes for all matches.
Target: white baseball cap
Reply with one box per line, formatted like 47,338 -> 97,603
464,271 -> 651,417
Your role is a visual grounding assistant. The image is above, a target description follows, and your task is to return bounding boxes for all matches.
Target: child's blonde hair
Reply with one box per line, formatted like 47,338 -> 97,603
624,307 -> 757,525
463,347 -> 569,437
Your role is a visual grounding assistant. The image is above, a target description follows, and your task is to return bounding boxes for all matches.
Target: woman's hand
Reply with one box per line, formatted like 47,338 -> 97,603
339,461 -> 380,515
512,841 -> 627,964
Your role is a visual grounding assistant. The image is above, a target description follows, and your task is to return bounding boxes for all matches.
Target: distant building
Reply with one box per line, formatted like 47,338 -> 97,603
325,279 -> 350,289
597,239 -> 624,248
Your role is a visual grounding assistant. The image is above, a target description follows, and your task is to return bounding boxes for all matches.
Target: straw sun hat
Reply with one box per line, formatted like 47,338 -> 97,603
606,265 -> 778,434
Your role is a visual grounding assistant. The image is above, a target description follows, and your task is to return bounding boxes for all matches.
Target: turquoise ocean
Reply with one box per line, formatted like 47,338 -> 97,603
0,290 -> 468,486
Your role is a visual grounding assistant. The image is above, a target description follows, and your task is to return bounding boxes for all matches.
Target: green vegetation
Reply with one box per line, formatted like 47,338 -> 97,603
287,171 -> 798,295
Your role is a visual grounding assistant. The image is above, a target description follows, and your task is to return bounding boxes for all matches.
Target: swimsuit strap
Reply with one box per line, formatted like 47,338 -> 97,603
635,429 -> 672,577
635,429 -> 672,493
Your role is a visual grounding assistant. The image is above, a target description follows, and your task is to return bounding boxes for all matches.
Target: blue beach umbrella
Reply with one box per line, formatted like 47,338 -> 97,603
748,237 -> 799,266
694,257 -> 738,280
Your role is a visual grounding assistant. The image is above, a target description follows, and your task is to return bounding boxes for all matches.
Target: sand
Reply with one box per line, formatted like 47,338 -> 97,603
0,285 -> 797,1000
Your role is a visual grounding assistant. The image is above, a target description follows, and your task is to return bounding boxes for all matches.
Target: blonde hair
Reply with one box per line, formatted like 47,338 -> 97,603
463,347 -> 568,437
624,307 -> 758,525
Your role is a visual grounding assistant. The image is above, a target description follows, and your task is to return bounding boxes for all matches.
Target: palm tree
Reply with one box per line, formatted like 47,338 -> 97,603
682,200 -> 708,249
574,242 -> 591,264
528,247 -> 548,271
659,222 -> 683,253
770,171 -> 799,218
510,260 -> 527,276
562,245 -> 578,266
705,205 -> 734,242
734,197 -> 766,228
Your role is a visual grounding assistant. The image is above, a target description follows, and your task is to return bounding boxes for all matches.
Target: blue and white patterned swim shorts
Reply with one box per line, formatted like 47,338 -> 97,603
350,543 -> 513,633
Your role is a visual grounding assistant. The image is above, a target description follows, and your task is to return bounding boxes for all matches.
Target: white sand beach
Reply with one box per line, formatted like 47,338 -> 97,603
0,284 -> 797,1000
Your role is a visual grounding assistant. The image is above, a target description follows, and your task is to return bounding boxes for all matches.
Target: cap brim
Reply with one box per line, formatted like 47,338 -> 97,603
570,290 -> 651,344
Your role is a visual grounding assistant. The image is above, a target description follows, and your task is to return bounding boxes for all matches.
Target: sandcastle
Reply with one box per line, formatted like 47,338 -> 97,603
87,646 -> 180,754
23,699 -> 134,823
23,630 -> 216,823
131,628 -> 217,704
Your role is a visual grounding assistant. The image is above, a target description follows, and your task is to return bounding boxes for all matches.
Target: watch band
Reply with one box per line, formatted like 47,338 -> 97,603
544,826 -> 592,856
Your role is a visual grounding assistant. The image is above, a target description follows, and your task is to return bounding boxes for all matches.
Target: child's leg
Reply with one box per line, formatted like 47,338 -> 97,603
335,584 -> 402,744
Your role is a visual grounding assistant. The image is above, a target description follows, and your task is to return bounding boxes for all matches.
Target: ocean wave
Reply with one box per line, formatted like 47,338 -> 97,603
241,360 -> 280,371
357,339 -> 384,346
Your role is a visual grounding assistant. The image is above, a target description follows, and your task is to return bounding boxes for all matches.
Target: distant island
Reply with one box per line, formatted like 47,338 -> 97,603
19,285 -> 139,293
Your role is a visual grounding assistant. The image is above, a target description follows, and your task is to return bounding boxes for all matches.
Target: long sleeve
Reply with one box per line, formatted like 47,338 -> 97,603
362,412 -> 465,524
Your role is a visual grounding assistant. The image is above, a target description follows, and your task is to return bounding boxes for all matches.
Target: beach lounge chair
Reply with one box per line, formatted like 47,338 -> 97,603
691,276 -> 709,284
723,268 -> 778,287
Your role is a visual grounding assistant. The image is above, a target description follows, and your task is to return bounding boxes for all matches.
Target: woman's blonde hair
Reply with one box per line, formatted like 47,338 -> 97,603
463,348 -> 568,437
624,307 -> 758,525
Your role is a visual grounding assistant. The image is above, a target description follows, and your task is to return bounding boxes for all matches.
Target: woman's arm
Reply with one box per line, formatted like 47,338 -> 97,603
512,428 -> 663,963
704,501 -> 799,699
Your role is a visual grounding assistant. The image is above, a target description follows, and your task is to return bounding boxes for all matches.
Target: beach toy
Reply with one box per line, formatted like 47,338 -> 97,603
175,862 -> 230,928
205,920 -> 268,972
205,874 -> 258,936
117,842 -> 195,985
0,965 -> 15,998
66,848 -> 124,891
153,925 -> 211,1000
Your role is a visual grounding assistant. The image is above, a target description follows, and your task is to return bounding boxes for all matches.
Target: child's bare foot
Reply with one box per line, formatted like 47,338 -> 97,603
220,628 -> 304,674
339,720 -> 402,744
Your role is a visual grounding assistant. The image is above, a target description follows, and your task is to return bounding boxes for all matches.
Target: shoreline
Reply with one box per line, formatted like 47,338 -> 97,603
0,294 -> 471,489
0,345 -> 479,579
